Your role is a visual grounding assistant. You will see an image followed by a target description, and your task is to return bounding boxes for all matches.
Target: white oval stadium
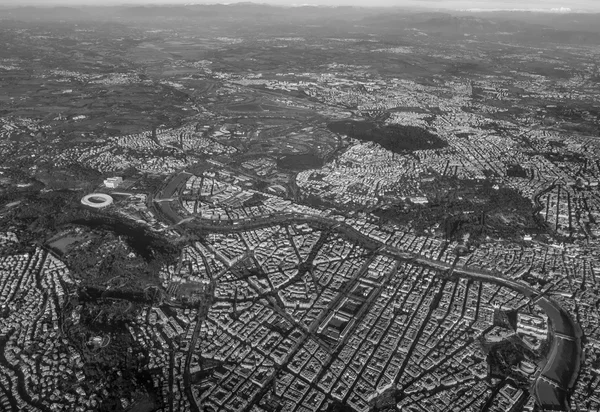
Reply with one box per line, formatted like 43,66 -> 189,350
81,193 -> 113,208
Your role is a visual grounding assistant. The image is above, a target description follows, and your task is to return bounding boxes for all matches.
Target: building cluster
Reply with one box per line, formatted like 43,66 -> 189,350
48,69 -> 91,83
124,304 -> 198,411
0,62 -> 19,71
0,232 -> 18,248
0,241 -> 88,411
297,142 -> 425,208
0,117 -> 47,140
182,173 -> 293,221
148,221 -> 550,412
88,72 -> 142,86
45,123 -> 237,175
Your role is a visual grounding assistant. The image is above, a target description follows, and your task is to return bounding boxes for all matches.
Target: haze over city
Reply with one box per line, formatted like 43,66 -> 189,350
1,0 -> 600,11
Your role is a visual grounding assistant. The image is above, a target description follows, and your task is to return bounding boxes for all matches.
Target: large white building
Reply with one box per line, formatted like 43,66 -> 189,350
517,313 -> 548,340
104,176 -> 123,188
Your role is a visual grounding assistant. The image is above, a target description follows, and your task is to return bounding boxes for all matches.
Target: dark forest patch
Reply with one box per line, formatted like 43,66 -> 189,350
277,153 -> 323,171
542,152 -> 586,163
373,177 -> 545,244
327,120 -> 446,153
507,164 -> 529,178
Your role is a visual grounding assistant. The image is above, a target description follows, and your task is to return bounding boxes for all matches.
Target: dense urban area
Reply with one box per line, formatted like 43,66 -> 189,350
0,3 -> 600,412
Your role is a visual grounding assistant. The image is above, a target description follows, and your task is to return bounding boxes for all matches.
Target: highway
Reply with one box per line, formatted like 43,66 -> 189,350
157,171 -> 583,411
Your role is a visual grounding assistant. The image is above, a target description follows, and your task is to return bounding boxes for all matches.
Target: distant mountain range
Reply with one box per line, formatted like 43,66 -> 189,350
0,3 -> 599,43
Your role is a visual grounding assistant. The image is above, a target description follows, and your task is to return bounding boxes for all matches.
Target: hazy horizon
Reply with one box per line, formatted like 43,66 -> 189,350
1,0 -> 599,12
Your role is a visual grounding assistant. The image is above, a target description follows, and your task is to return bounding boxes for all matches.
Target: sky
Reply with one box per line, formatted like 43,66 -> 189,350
0,0 -> 599,11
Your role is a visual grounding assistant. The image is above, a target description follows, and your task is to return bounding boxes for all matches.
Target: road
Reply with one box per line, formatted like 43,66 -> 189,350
157,171 -> 583,411
183,246 -> 215,412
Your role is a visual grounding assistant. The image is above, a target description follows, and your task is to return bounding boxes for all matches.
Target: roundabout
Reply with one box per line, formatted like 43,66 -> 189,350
81,193 -> 113,208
